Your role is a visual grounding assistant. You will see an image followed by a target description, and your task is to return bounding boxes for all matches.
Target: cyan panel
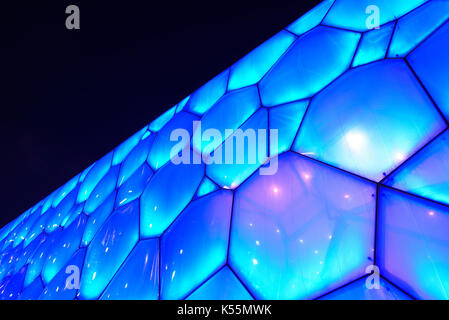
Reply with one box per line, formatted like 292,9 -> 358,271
384,131 -> 449,206
259,26 -> 360,106
408,20 -> 449,120
377,187 -> 449,300
45,186 -> 79,232
116,163 -> 153,207
228,30 -> 296,91
101,239 -> 159,300
294,60 -> 445,181
323,0 -> 427,31
161,190 -> 233,300
388,0 -> 449,57
79,200 -> 139,300
84,166 -> 119,214
320,277 -> 412,300
149,106 -> 176,132
352,22 -> 394,67
195,177 -> 219,198
77,152 -> 113,203
52,173 -> 80,208
187,266 -> 253,300
140,161 -> 204,238
112,126 -> 148,166
287,0 -> 334,35
229,153 -> 376,299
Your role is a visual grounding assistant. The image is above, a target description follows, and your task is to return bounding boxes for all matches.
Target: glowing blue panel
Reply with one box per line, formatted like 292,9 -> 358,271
112,126 -> 147,166
84,166 -> 119,214
148,111 -> 199,170
23,212 -> 48,247
45,186 -> 79,232
259,26 -> 360,106
408,20 -> 449,119
175,96 -> 190,114
388,0 -> 449,58
77,152 -> 113,203
161,190 -> 233,300
294,60 -> 445,181
352,22 -> 394,67
42,215 -> 86,284
377,187 -> 449,300
269,99 -> 309,156
287,0 -> 334,36
206,108 -> 268,189
141,162 -> 204,238
41,191 -> 57,215
14,233 -> 46,274
62,203 -> 83,228
185,69 -> 229,115
323,0 -> 427,32
81,191 -> 116,247
101,239 -> 159,300
229,153 -> 376,299
117,135 -> 153,187
0,244 -> 23,283
39,248 -> 86,300
149,106 -> 176,132
0,266 -> 26,300
320,277 -> 412,300
187,266 -> 253,300
228,31 -> 296,91
52,174 -> 80,207
12,212 -> 40,248
24,228 -> 63,286
192,86 -> 260,153
384,131 -> 449,206
79,200 -> 139,300
196,177 -> 219,198
116,163 -> 153,207
18,276 -> 43,300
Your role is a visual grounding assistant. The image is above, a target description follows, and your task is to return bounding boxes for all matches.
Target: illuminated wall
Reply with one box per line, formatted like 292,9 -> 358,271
1,0 -> 449,300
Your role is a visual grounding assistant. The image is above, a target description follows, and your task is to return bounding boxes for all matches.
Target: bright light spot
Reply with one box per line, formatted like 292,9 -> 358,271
328,234 -> 332,240
255,240 -> 260,246
171,271 -> 176,280
344,194 -> 350,199
394,152 -> 406,162
314,250 -> 318,254
429,211 -> 435,216
252,258 -> 258,265
149,224 -> 153,228
345,130 -> 367,152
154,206 -> 158,211
179,249 -> 183,255
273,187 -> 279,193
299,239 -> 304,244
303,173 -> 311,180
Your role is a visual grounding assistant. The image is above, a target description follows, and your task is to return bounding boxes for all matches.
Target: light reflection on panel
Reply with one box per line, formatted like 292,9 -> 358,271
286,0 -> 334,36
377,187 -> 449,300
294,60 -> 445,181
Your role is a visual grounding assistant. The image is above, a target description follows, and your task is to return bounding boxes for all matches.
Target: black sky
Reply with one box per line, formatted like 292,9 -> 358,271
0,0 -> 321,228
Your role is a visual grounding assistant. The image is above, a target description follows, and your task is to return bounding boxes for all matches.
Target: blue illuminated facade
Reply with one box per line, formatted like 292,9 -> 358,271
1,0 -> 449,300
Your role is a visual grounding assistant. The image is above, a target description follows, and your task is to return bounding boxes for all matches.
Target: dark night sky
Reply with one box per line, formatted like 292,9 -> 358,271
0,0 -> 321,228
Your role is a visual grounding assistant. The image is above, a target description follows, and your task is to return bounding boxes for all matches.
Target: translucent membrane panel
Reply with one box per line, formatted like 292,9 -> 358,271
286,0 -> 334,35
41,215 -> 86,284
116,163 -> 153,207
323,0 -> 427,32
259,26 -> 360,106
384,131 -> 449,206
268,100 -> 309,157
79,162 -> 94,182
187,266 -> 253,300
12,212 -> 40,248
45,186 -> 79,232
0,266 -> 26,300
195,177 -> 219,198
13,233 -> 46,275
148,111 -> 199,170
23,212 -> 49,247
80,200 -> 140,300
228,31 -> 296,91
39,248 -> 86,300
81,191 -> 116,247
192,86 -> 260,154
118,135 -> 154,187
77,152 -> 113,203
84,166 -> 119,214
62,203 -> 84,229
206,108 -> 268,189
294,60 -> 445,181
112,126 -> 147,166
388,0 -> 449,58
140,162 -> 204,238
185,69 -> 229,115
377,187 -> 449,299
320,277 -> 411,300
0,244 -> 23,283
52,173 -> 80,207
229,153 -> 376,299
24,229 -> 63,287
161,190 -> 233,300
41,191 -> 57,215
18,276 -> 43,300
149,106 -> 176,132
175,96 -> 190,114
101,239 -> 159,300
408,20 -> 449,119
352,22 -> 394,67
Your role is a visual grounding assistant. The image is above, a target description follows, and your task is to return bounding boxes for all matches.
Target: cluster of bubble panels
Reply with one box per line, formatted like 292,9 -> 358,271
1,0 -> 449,300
